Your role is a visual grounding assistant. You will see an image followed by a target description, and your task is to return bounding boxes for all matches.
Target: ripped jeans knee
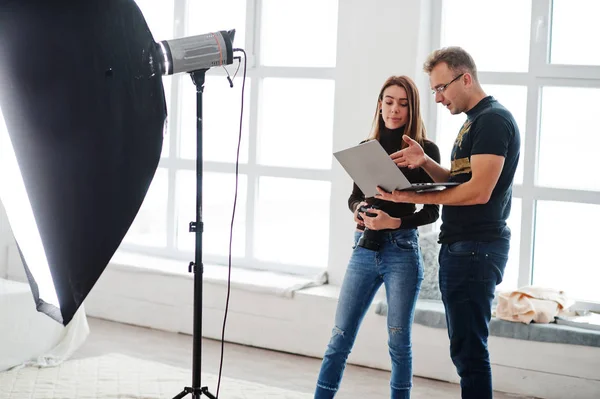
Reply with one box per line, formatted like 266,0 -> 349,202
388,324 -> 413,392
324,325 -> 354,356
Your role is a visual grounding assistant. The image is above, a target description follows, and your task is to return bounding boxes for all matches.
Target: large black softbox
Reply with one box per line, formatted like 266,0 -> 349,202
0,0 -> 166,326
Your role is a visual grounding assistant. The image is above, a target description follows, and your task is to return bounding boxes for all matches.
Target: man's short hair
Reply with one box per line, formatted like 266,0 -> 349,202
423,46 -> 478,82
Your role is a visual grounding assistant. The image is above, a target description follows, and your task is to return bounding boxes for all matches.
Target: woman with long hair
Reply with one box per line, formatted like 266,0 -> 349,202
314,76 -> 441,399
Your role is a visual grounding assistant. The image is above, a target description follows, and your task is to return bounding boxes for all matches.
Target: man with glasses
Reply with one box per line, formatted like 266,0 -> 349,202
376,46 -> 520,399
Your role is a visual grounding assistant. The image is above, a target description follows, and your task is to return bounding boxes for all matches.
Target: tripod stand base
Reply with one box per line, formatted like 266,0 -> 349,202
173,386 -> 217,399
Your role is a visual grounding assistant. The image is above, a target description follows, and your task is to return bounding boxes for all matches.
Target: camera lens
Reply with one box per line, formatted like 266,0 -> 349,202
357,228 -> 382,251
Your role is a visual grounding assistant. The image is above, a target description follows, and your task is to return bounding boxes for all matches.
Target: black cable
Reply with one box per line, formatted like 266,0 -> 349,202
216,47 -> 246,399
222,56 -> 241,88
231,57 -> 242,80
222,65 -> 233,88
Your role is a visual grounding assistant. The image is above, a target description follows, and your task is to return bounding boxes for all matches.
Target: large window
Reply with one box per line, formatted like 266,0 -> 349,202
123,0 -> 338,275
438,0 -> 600,306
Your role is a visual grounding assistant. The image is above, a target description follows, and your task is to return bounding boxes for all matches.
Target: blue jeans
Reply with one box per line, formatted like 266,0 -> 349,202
315,229 -> 423,399
439,237 -> 509,399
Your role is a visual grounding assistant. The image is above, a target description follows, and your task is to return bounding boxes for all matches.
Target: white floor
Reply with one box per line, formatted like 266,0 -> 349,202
72,317 -> 531,399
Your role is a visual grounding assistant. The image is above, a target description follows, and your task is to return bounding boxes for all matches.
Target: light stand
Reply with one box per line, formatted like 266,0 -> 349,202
172,69 -> 216,399
156,28 -> 238,399
159,29 -> 236,399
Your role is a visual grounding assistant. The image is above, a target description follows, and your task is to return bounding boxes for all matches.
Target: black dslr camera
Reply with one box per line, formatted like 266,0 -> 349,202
357,204 -> 382,251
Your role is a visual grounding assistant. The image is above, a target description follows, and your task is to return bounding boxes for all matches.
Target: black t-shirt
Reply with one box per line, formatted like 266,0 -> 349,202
439,96 -> 521,243
348,126 -> 441,231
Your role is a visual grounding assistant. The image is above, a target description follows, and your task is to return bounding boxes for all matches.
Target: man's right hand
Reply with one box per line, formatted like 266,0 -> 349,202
390,135 -> 427,169
353,201 -> 368,227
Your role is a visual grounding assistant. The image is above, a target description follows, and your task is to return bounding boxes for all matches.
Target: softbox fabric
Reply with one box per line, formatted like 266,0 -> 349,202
0,0 -> 167,325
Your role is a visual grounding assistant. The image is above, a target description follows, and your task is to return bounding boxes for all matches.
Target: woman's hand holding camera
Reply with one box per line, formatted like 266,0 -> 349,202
360,208 -> 401,230
353,201 -> 368,227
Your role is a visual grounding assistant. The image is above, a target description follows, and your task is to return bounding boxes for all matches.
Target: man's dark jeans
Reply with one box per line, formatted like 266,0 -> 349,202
439,237 -> 510,399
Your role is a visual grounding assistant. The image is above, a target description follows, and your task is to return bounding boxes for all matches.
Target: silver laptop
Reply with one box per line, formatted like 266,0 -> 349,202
333,140 -> 460,197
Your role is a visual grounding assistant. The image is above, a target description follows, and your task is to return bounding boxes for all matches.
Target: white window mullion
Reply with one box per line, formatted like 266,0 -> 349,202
539,65 -> 600,80
517,197 -> 536,288
256,67 -> 336,80
254,165 -> 332,181
164,0 -> 189,252
515,78 -> 541,288
512,0 -> 549,289
426,0 -> 443,144
477,72 -> 530,86
165,167 -> 178,252
252,0 -> 263,67
244,70 -> 261,262
244,174 -> 258,262
174,0 -> 187,37
166,162 -> 336,183
533,187 -> 600,205
529,0 -> 552,72
521,79 -> 541,190
164,76 -> 185,252
241,0 -> 262,263
536,77 -> 600,89
243,0 -> 258,67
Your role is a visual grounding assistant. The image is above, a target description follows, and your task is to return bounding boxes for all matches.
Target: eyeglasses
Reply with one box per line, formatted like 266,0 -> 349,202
431,73 -> 465,95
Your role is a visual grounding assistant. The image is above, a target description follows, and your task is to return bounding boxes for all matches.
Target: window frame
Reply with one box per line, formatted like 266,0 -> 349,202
121,0 -> 337,277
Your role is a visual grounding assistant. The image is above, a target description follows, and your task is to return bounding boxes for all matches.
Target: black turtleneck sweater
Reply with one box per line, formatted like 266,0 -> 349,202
348,126 -> 441,231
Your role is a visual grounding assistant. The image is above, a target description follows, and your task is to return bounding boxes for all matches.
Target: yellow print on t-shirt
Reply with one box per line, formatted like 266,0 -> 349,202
451,157 -> 471,176
455,120 -> 472,150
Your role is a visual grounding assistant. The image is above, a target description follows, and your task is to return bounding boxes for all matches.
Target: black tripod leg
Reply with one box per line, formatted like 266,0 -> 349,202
172,387 -> 214,399
201,387 -> 217,399
172,387 -> 192,399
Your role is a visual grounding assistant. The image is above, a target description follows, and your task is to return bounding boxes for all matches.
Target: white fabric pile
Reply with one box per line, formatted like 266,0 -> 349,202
495,285 -> 574,324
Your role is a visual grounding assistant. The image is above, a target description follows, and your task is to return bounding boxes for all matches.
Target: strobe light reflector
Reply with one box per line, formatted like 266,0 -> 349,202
0,0 -> 167,326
